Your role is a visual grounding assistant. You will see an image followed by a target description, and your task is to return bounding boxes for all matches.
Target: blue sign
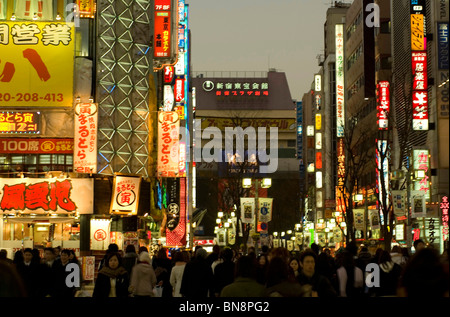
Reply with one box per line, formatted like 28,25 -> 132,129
438,23 -> 449,70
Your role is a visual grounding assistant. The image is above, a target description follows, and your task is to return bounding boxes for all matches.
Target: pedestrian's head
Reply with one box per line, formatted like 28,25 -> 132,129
235,256 -> 256,279
221,248 -> 234,262
43,247 -> 55,261
391,245 -> 401,254
413,239 -> 425,251
125,244 -> 136,254
54,246 -> 61,255
60,249 -> 71,265
300,250 -> 317,277
107,243 -> 119,253
139,251 -> 151,264
289,257 -> 300,272
138,246 -> 148,254
23,248 -> 33,263
378,250 -> 392,264
106,252 -> 122,270
266,256 -> 289,287
195,247 -> 208,259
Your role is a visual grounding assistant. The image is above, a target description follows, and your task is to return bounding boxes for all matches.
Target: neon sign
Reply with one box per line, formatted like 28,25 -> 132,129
0,111 -> 40,134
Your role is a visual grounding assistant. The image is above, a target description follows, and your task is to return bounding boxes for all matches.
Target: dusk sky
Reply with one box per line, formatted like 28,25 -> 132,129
186,0 -> 350,101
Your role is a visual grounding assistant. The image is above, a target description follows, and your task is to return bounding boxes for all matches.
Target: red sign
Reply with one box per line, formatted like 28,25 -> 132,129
155,0 -> 171,10
0,138 -> 73,154
0,111 -> 40,134
154,11 -> 171,58
441,196 -> 449,241
412,52 -> 428,90
0,179 -> 76,212
377,81 -> 390,130
174,78 -> 184,102
316,152 -> 322,169
166,177 -> 186,247
164,66 -> 174,84
94,229 -> 107,241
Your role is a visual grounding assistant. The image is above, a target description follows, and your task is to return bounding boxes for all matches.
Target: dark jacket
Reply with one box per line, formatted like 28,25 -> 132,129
297,271 -> 337,298
213,260 -> 235,295
93,267 -> 130,298
180,256 -> 214,297
16,261 -> 40,297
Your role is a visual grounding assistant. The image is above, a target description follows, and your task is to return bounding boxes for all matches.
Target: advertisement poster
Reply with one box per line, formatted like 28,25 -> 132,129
166,178 -> 186,247
411,191 -> 426,218
392,190 -> 406,217
0,21 -> 74,107
369,209 -> 380,230
258,197 -> 273,223
354,209 -> 365,231
157,111 -> 180,177
74,103 -> 98,173
110,175 -> 141,215
240,197 -> 255,224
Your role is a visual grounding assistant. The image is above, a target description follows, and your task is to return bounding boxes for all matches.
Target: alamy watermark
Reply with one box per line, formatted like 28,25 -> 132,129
365,3 -> 380,28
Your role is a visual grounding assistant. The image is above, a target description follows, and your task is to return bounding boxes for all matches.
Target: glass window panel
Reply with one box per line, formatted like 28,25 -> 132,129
66,155 -> 73,165
39,155 -> 51,164
25,155 -> 37,164
11,156 -> 23,164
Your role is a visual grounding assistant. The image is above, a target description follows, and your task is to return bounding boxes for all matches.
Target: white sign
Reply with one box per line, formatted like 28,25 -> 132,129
335,24 -> 345,137
110,175 -> 142,215
74,103 -> 98,173
163,85 -> 175,111
258,197 -> 273,223
90,219 -> 110,250
314,74 -> 322,92
240,197 -> 255,224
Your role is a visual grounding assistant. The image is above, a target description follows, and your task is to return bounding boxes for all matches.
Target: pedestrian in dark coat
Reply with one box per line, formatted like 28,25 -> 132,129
93,252 -> 130,298
375,250 -> 402,297
213,248 -> 235,296
15,248 -> 40,297
40,247 -> 62,297
122,244 -> 139,277
152,248 -> 173,297
54,249 -> 78,297
180,248 -> 214,297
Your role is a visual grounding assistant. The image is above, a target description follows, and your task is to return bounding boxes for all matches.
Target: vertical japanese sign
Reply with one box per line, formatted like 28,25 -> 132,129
411,14 -> 425,51
13,0 -> 53,20
0,22 -> 74,107
411,52 -> 429,130
437,23 -> 449,70
240,197 -> 255,224
336,138 -> 345,222
441,196 -> 449,242
74,103 -> 98,173
335,24 -> 345,137
376,81 -> 390,130
412,149 -> 430,199
376,140 -> 389,212
81,256 -> 95,281
157,111 -> 180,177
258,197 -> 273,223
110,175 -> 142,215
392,190 -> 407,218
166,177 -> 186,246
154,0 -> 172,58
411,190 -> 426,218
0,178 -> 93,214
410,3 -> 428,131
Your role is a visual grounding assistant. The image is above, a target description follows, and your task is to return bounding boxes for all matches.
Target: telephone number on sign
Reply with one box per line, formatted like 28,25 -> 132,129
0,93 -> 63,102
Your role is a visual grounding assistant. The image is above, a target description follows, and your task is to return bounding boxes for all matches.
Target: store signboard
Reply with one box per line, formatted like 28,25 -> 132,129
154,0 -> 172,58
157,111 -> 180,177
73,103 -> 98,173
411,14 -> 425,51
166,177 -> 187,247
335,24 -> 345,137
376,81 -> 390,130
412,148 -> 430,199
110,175 -> 141,215
0,178 -> 93,214
0,138 -> 73,154
0,111 -> 40,134
0,21 -> 74,107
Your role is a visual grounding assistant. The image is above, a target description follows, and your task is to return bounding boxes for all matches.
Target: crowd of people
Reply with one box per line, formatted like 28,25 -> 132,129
1,239 -> 449,298
0,246 -> 81,297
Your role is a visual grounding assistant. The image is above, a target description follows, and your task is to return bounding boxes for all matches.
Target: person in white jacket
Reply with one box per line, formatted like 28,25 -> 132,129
170,251 -> 188,297
336,251 -> 364,297
129,251 -> 157,297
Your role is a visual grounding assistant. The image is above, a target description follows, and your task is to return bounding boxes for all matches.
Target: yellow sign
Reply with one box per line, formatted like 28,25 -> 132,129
315,114 -> 322,131
0,22 -> 74,107
411,14 -> 425,51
